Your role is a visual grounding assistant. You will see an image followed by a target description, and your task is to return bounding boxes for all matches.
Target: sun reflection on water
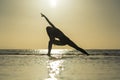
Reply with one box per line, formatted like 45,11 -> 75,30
45,59 -> 64,80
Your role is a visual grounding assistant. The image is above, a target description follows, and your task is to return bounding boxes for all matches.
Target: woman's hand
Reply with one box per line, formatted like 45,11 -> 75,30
41,13 -> 45,17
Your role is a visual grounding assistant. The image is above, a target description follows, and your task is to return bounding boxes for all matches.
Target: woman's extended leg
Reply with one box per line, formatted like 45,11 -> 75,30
67,39 -> 89,55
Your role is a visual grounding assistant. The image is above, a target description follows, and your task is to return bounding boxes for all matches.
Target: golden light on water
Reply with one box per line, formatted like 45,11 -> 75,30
46,59 -> 64,80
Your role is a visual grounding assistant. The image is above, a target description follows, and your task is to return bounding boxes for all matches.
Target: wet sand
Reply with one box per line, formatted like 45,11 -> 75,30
0,54 -> 120,80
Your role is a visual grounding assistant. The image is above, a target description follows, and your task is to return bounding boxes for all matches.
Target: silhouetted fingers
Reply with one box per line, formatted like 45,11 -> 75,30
41,13 -> 44,17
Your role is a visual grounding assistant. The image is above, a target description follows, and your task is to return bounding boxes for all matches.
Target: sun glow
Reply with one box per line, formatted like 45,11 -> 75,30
50,0 -> 57,8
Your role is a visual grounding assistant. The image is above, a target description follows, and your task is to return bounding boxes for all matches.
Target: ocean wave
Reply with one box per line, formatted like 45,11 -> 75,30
0,49 -> 120,56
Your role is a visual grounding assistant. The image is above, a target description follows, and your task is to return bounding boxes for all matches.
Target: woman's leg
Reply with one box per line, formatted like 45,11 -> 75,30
67,39 -> 89,55
53,39 -> 66,46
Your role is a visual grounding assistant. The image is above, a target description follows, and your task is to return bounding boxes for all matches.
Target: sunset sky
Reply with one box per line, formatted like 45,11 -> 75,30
0,0 -> 120,49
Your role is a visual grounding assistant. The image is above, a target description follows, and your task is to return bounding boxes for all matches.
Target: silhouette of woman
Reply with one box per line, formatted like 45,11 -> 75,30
41,13 -> 89,56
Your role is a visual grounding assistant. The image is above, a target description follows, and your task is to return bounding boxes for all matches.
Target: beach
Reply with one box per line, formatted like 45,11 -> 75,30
0,49 -> 120,80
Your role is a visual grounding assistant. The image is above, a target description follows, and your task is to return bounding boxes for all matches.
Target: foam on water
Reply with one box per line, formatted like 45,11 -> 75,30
0,49 -> 120,56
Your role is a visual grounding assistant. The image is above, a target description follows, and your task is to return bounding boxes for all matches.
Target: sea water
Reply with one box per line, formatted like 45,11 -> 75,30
0,49 -> 120,80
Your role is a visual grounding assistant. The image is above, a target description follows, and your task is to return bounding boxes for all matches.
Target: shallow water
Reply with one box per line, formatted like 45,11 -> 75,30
0,50 -> 120,80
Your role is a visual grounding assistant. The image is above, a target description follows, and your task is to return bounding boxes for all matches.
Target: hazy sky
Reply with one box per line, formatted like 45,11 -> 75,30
0,0 -> 120,49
